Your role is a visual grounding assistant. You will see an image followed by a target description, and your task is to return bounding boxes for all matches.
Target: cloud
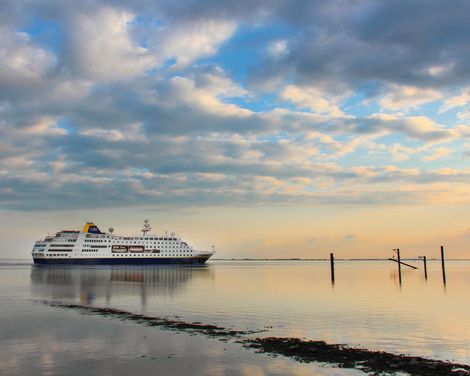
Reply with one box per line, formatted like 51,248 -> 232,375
65,7 -> 154,80
1,0 -> 470,211
152,19 -> 237,68
378,84 -> 442,111
80,123 -> 146,143
422,147 -> 450,161
166,73 -> 251,117
251,0 -> 470,93
23,117 -> 68,136
0,28 -> 56,80
50,80 -> 93,102
439,88 -> 470,113
366,114 -> 457,143
457,109 -> 470,123
281,85 -> 344,116
390,144 -> 415,162
267,40 -> 288,58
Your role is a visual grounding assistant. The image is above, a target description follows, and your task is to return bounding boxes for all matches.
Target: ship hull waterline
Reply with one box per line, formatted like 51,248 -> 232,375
33,256 -> 211,265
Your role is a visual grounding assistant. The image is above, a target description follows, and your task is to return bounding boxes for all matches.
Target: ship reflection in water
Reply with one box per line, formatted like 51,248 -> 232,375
30,266 -> 214,306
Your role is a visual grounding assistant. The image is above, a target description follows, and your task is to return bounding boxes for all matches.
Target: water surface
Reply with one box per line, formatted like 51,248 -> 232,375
1,259 -> 469,375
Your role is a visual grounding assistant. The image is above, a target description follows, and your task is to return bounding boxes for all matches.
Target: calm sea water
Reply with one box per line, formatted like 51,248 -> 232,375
1,259 -> 469,375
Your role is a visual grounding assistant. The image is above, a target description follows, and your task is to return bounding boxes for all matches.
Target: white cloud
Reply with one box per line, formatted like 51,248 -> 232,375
81,123 -> 146,142
68,7 -> 154,80
312,134 -> 371,159
51,80 -> 93,101
405,116 -> 441,132
424,62 -> 454,77
379,84 -> 442,111
0,28 -> 56,81
3,2 -> 470,213
390,143 -> 415,161
154,20 -> 237,68
457,109 -> 470,123
281,85 -> 344,116
439,88 -> 470,113
267,39 -> 288,57
371,114 -> 457,143
24,117 -> 68,136
422,147 -> 450,161
195,68 -> 249,98
168,75 -> 252,117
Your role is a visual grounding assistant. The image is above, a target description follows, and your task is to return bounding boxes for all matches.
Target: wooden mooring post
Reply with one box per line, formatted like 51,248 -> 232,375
393,248 -> 402,284
330,252 -> 335,284
441,245 -> 446,285
389,248 -> 419,285
418,256 -> 428,279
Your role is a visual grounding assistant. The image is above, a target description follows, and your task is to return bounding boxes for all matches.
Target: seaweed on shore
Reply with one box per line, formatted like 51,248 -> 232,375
44,301 -> 261,338
44,301 -> 470,376
243,337 -> 470,376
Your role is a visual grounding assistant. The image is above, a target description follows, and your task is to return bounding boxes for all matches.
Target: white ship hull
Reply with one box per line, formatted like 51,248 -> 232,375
31,221 -> 215,266
33,256 -> 212,265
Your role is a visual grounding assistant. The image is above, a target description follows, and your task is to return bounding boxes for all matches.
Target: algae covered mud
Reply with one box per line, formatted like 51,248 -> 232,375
1,260 -> 470,375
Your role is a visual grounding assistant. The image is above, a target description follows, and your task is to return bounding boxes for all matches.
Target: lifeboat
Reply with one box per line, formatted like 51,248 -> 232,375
112,245 -> 128,253
129,245 -> 145,253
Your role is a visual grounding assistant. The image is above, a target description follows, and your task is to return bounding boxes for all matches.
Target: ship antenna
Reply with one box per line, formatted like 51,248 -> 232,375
142,219 -> 151,237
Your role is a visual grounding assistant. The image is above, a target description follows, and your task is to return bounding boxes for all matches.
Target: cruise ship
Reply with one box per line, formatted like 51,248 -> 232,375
32,220 -> 215,265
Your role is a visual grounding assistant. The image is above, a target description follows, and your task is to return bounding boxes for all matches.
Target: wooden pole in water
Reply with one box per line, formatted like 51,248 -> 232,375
418,256 -> 428,279
394,248 -> 402,285
441,245 -> 446,284
330,252 -> 335,283
423,256 -> 428,279
397,248 -> 401,280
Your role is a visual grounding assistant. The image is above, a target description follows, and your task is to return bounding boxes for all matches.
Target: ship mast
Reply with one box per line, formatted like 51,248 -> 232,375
142,219 -> 152,237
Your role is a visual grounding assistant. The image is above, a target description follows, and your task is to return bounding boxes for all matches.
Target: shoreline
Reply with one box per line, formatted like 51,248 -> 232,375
3,258 -> 470,264
44,301 -> 470,376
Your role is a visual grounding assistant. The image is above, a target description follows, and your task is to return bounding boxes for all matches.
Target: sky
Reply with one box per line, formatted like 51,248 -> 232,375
1,0 -> 470,259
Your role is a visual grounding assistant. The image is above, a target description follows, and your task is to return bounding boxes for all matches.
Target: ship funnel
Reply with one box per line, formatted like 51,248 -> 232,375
82,222 -> 102,234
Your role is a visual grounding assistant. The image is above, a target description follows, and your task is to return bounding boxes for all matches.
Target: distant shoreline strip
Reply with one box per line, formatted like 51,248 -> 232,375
44,301 -> 470,375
